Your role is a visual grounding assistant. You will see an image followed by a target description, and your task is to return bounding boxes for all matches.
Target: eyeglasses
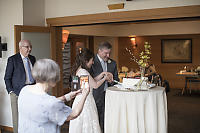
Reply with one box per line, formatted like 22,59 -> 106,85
22,45 -> 32,49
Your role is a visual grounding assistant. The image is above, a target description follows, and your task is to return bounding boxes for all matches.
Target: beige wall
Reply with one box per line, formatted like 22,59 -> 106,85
45,0 -> 200,19
114,20 -> 200,36
118,34 -> 200,89
23,0 -> 45,26
0,0 -> 23,127
64,20 -> 200,37
65,25 -> 114,37
0,0 -> 45,127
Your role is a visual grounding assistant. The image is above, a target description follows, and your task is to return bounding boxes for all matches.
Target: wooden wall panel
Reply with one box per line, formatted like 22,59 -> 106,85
68,35 -> 88,66
118,34 -> 200,89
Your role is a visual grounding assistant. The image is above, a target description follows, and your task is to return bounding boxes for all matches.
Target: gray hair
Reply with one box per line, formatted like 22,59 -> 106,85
98,41 -> 112,50
32,59 -> 60,83
19,40 -> 31,47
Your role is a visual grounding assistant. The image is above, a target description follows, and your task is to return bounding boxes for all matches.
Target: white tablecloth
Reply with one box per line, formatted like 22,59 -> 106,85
105,86 -> 168,133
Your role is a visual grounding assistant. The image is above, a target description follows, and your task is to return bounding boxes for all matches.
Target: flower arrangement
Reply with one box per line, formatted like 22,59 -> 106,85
138,42 -> 151,67
126,41 -> 151,68
125,41 -> 152,90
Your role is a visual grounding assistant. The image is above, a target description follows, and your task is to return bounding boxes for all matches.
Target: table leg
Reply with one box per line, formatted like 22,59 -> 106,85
182,77 -> 188,95
181,87 -> 185,95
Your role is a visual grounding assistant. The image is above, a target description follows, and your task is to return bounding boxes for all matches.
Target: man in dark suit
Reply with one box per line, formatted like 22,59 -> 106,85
4,40 -> 36,133
90,41 -> 119,132
4,40 -> 36,96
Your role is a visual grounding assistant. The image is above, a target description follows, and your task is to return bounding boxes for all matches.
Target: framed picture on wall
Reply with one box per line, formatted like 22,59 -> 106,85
161,39 -> 192,63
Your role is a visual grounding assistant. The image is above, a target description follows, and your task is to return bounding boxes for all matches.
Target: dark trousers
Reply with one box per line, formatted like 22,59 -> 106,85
96,92 -> 105,133
97,104 -> 105,133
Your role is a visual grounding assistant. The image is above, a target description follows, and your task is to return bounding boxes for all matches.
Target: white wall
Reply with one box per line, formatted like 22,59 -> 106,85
45,0 -> 107,18
45,0 -> 200,19
0,0 -> 23,127
0,0 -> 46,127
23,0 -> 45,26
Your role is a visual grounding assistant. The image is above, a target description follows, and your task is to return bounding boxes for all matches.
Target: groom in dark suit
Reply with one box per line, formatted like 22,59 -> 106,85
91,41 -> 119,132
4,40 -> 36,133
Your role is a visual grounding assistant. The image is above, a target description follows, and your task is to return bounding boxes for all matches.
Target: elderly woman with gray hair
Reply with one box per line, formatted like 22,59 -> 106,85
18,59 -> 90,133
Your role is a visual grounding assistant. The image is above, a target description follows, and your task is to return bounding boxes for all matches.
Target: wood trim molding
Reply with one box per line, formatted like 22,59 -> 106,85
14,25 -> 62,97
14,25 -> 50,53
14,25 -> 21,53
46,5 -> 200,26
0,125 -> 13,132
14,25 -> 50,33
50,27 -> 64,97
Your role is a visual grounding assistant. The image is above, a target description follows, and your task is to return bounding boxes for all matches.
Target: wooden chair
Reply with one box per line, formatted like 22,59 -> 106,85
150,74 -> 162,86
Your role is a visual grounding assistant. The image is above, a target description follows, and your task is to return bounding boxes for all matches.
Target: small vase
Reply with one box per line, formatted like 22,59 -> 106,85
140,67 -> 145,78
136,67 -> 145,90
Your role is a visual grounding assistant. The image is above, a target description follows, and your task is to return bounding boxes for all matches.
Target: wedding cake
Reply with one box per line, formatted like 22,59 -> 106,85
114,77 -> 155,90
122,78 -> 140,89
122,77 -> 154,90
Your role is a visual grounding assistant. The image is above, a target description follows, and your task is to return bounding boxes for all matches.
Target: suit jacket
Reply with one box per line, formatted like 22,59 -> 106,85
90,55 -> 119,105
4,53 -> 36,96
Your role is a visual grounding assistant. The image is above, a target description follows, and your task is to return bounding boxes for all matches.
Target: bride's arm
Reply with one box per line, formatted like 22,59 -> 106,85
94,72 -> 113,83
66,86 -> 90,121
94,72 -> 106,81
89,73 -> 107,89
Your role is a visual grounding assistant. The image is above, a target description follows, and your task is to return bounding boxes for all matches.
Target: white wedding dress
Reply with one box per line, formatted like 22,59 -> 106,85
69,68 -> 101,133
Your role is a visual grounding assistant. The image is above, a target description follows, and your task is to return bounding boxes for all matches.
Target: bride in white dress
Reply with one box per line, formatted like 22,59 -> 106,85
69,48 -> 113,133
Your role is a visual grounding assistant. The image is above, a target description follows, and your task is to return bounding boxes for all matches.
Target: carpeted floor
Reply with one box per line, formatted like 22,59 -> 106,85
2,89 -> 200,133
167,89 -> 200,133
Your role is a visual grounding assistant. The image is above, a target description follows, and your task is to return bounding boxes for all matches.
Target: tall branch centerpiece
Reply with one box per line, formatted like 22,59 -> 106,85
126,41 -> 152,90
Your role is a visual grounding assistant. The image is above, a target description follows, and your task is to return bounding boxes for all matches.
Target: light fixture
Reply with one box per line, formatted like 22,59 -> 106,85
62,30 -> 70,50
62,30 -> 69,44
130,37 -> 137,48
107,3 -> 124,10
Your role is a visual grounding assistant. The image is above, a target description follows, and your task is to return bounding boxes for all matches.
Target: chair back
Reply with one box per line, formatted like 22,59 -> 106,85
149,74 -> 162,86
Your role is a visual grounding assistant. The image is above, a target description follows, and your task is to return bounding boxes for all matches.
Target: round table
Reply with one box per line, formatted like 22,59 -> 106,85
105,86 -> 168,133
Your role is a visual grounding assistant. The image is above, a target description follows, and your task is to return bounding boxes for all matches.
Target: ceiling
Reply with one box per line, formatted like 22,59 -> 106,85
57,5 -> 200,37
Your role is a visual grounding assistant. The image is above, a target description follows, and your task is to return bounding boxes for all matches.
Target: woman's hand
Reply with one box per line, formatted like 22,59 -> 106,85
70,90 -> 82,99
106,72 -> 113,83
100,72 -> 113,83
64,90 -> 81,101
101,72 -> 107,78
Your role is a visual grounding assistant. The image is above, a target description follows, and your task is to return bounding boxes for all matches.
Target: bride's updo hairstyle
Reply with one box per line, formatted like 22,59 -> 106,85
32,59 -> 60,83
72,47 -> 94,75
